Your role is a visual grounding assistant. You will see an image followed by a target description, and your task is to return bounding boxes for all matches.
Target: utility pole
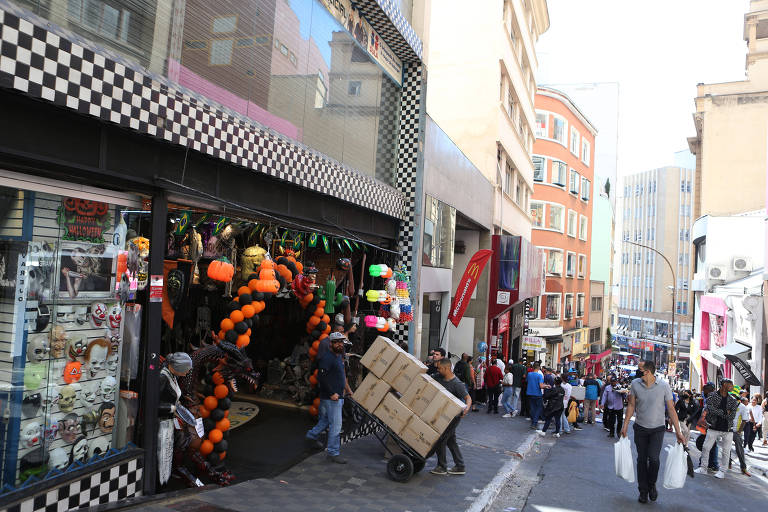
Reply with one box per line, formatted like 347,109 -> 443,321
623,241 -> 676,371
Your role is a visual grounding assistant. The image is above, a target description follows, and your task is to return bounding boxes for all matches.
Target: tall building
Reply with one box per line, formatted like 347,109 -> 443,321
616,166 -> 695,362
688,0 -> 768,218
528,87 -> 596,370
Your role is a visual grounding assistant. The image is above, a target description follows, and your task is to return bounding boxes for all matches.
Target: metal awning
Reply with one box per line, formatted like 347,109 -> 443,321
713,342 -> 750,362
700,350 -> 721,366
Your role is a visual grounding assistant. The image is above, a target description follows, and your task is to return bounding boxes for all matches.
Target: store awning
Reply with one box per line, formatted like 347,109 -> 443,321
545,335 -> 563,344
700,350 -> 721,366
589,348 -> 612,361
725,354 -> 761,386
713,342 -> 750,361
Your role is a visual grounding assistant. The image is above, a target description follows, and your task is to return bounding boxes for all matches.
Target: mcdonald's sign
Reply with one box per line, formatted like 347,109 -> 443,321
447,250 -> 493,327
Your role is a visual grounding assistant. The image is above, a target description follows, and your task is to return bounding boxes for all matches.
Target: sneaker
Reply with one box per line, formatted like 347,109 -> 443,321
553,433 -> 561,438
563,430 -> 571,435
305,437 -> 324,451
713,470 -> 725,479
694,467 -> 707,475
536,430 -> 546,436
638,492 -> 648,504
573,426 -> 583,431
502,413 -> 512,418
327,455 -> 348,464
607,433 -> 615,438
511,411 -> 519,417
447,466 -> 466,475
649,485 -> 658,501
430,466 -> 448,475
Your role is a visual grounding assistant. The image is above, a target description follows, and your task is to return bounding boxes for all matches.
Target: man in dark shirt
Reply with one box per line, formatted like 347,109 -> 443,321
431,358 -> 471,476
427,347 -> 446,377
485,358 -> 503,414
510,359 -> 527,416
305,334 -> 348,463
694,379 -> 739,479
453,353 -> 471,386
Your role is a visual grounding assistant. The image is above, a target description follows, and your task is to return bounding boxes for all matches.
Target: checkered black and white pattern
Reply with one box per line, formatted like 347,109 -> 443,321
0,1 -> 406,219
357,0 -> 423,62
2,457 -> 142,512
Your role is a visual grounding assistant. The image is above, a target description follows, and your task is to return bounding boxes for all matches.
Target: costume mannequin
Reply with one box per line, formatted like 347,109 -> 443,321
157,352 -> 194,485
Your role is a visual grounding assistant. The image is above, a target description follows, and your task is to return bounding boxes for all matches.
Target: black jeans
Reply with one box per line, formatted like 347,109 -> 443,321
605,407 -> 624,435
633,424 -> 665,493
436,422 -> 464,469
744,422 -> 756,451
487,385 -> 501,413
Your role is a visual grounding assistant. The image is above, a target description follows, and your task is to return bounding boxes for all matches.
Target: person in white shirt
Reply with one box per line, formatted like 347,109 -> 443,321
730,397 -> 751,476
560,379 -> 572,434
744,394 -> 764,452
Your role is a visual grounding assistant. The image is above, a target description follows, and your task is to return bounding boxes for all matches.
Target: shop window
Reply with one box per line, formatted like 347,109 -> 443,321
545,294 -> 561,320
422,195 -> 456,268
531,202 -> 544,227
67,0 -> 143,47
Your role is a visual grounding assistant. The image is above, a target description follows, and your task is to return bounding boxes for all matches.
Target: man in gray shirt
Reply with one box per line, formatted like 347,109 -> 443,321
621,360 -> 685,504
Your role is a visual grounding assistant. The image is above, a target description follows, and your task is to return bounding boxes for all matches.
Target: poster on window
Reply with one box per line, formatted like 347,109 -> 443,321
58,242 -> 115,298
708,313 -> 725,348
0,240 -> 27,299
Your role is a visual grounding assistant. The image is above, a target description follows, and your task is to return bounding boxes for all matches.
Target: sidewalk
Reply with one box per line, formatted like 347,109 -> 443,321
118,410 -> 538,512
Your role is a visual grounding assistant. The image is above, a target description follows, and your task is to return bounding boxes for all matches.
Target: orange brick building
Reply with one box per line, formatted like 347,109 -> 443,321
529,87 -> 597,371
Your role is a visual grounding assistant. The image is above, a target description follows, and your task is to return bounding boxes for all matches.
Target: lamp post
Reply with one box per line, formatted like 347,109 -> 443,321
623,240 -> 676,371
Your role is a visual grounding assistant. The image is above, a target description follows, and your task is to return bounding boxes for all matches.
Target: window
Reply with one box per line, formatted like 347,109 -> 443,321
549,204 -> 564,232
531,202 -> 544,227
314,72 -> 327,108
591,296 -> 603,311
210,39 -> 234,65
566,252 -> 576,277
578,254 -> 586,278
581,139 -> 590,164
547,249 -> 563,275
529,297 -> 539,319
515,175 -> 522,205
553,116 -> 566,145
569,170 -> 580,195
576,294 -> 585,317
212,15 -> 237,33
503,168 -> 512,195
184,40 -> 206,49
535,112 -> 548,138
506,88 -> 516,120
567,210 -> 577,237
579,215 -> 588,241
551,161 -> 566,186
67,0 -> 143,45
564,294 -> 574,319
348,81 -> 362,96
533,156 -> 545,182
422,195 -> 456,268
581,178 -> 590,201
570,127 -> 580,154
545,294 -> 561,320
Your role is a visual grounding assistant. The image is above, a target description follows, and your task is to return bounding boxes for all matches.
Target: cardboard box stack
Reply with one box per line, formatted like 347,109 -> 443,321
356,336 -> 466,458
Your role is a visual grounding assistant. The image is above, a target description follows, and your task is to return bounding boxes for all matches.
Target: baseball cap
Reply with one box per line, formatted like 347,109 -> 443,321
329,332 -> 346,342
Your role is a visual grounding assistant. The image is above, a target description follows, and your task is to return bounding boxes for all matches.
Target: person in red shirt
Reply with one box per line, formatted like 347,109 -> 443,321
485,358 -> 503,414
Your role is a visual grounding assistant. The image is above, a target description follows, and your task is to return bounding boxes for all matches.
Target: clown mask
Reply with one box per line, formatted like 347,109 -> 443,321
81,381 -> 98,403
100,376 -> 116,401
21,422 -> 41,448
49,447 -> 69,470
106,351 -> 119,373
90,302 -> 107,328
58,414 -> 82,443
49,325 -> 68,358
85,339 -> 109,378
26,334 -> 49,363
98,402 -> 115,434
107,303 -> 121,330
67,336 -> 86,360
58,385 -> 77,413
71,436 -> 88,463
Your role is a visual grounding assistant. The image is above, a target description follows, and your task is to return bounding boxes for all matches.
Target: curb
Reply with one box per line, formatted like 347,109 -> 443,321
466,431 -> 540,512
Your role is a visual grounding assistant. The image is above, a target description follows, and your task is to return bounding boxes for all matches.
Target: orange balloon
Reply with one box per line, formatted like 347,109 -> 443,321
311,340 -> 320,351
204,396 -> 218,410
219,451 -> 227,460
212,372 -> 224,385
318,333 -> 328,341
246,328 -> 251,336
220,318 -> 234,331
321,315 -> 330,325
248,279 -> 260,292
309,375 -> 318,386
237,334 -> 250,345
214,384 -> 229,399
241,304 -> 255,318
295,262 -> 304,274
238,286 -> 251,297
260,259 -> 275,270
308,347 -> 318,358
313,397 -> 321,407
313,369 -> 318,376
303,293 -> 314,305
199,407 -> 210,419
208,428 -> 223,444
233,296 -> 239,302
200,440 -> 214,455
216,418 -> 230,431
323,325 -> 331,334
314,308 -> 324,318
309,405 -> 319,416
236,338 -> 250,349
252,301 -> 265,314
316,300 -> 326,310
230,310 -> 244,323
225,410 -> 229,417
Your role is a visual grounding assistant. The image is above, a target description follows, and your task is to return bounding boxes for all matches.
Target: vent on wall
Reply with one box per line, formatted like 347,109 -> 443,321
732,256 -> 753,272
707,264 -> 727,281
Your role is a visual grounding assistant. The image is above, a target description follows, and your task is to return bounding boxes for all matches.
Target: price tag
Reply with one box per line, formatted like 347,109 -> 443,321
195,418 -> 205,438
150,275 -> 163,303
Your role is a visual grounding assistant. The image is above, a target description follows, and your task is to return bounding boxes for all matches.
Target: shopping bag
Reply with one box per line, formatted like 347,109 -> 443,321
614,436 -> 635,483
662,443 -> 687,489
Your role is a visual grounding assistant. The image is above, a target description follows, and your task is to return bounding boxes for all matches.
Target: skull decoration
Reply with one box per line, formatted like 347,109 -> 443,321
89,436 -> 110,459
57,385 -> 77,413
26,334 -> 49,363
85,338 -> 110,378
58,413 -> 82,443
49,447 -> 69,470
21,422 -> 41,448
90,302 -> 107,328
100,376 -> 117,401
71,435 -> 89,463
81,381 -> 98,403
67,336 -> 86,360
49,325 -> 68,358
98,402 -> 115,434
106,351 -> 119,373
107,303 -> 122,330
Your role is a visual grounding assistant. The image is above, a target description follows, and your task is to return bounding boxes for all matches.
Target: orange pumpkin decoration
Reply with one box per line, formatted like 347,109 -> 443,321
261,259 -> 276,270
247,279 -> 260,292
207,257 -> 234,282
204,396 -> 218,410
276,264 -> 292,283
209,428 -> 223,444
200,440 -> 214,455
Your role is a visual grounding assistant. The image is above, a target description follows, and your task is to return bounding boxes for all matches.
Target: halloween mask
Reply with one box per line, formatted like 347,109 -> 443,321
67,336 -> 86,360
49,325 -> 68,358
62,361 -> 83,384
241,245 -> 267,280
90,302 -> 107,328
22,393 -> 42,419
70,382 -> 82,403
107,303 -> 121,330
106,351 -> 119,373
58,413 -> 82,443
71,435 -> 88,463
49,447 -> 69,470
89,437 -> 110,458
98,402 -> 115,433
81,381 -> 98,403
85,338 -> 109,378
100,376 -> 116,401
21,422 -> 41,448
26,334 -> 49,363
24,363 -> 46,390
42,384 -> 58,409
58,385 -> 77,412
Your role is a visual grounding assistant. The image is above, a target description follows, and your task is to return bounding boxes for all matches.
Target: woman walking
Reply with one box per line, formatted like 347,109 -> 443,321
501,364 -> 516,417
538,377 -> 565,437
744,394 -> 763,452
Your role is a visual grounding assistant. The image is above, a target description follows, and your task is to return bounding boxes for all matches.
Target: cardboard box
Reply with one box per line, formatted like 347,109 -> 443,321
400,415 -> 440,458
373,392 -> 414,435
400,373 -> 440,416
382,351 -> 428,394
421,385 -> 466,435
360,336 -> 405,378
352,372 -> 391,412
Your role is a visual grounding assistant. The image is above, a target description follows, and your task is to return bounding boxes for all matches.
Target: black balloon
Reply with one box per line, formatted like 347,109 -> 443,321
317,321 -> 327,332
207,452 -> 220,465
253,292 -> 265,301
310,295 -> 320,306
218,398 -> 231,410
247,273 -> 259,281
239,293 -> 252,305
211,408 -> 225,421
226,301 -> 240,313
203,418 -> 215,432
311,329 -> 321,339
235,321 -> 248,334
204,385 -> 214,397
225,330 -> 238,343
223,430 -> 231,440
244,318 -> 253,328
214,440 -> 228,453
276,274 -> 286,289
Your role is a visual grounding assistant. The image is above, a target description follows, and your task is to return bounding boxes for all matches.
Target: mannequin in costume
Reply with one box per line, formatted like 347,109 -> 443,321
157,352 -> 194,486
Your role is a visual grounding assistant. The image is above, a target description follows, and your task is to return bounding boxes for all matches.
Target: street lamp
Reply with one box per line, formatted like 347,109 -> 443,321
622,240 -> 676,372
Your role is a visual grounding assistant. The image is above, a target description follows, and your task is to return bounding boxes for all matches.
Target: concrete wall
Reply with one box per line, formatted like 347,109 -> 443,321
590,192 -> 613,293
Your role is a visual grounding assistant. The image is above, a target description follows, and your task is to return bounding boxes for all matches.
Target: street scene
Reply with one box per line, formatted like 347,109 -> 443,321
0,0 -> 767,511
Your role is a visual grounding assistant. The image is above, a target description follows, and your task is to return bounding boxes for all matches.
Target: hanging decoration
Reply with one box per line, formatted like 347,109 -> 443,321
194,213 -> 211,228
173,211 -> 192,236
318,278 -> 344,314
207,257 -> 235,282
212,217 -> 229,236
308,232 -> 318,248
321,235 -> 330,254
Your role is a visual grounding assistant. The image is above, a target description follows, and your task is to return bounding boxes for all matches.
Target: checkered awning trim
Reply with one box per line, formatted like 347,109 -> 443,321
357,0 -> 423,62
0,1 -> 406,219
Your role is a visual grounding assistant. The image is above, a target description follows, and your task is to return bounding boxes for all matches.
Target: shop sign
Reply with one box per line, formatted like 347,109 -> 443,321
522,336 -> 545,351
561,336 -> 573,357
318,0 -> 403,86
57,198 -> 112,243
150,275 -> 164,303
498,311 -> 510,334
667,362 -> 676,377
496,291 -> 510,305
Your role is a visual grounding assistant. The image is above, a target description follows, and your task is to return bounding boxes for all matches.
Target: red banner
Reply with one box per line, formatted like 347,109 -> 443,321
448,250 -> 493,327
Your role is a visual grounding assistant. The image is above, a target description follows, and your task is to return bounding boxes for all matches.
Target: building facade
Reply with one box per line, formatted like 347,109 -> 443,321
529,87 -> 596,371
616,166 -> 695,364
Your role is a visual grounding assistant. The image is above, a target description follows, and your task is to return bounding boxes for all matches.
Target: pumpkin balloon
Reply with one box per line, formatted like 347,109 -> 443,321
208,257 -> 234,282
214,384 -> 229,399
212,372 -> 225,385
204,396 -> 218,410
209,428 -> 223,444
216,417 -> 230,432
200,440 -> 214,455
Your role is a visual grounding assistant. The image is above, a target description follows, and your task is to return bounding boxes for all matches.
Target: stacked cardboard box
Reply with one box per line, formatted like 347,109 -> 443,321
360,336 -> 406,378
352,372 -> 391,412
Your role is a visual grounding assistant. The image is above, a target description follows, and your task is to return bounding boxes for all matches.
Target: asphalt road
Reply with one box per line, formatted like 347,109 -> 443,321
491,416 -> 768,512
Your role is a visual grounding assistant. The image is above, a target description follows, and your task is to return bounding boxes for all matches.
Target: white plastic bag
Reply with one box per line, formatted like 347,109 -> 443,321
614,436 -> 635,482
662,443 -> 687,489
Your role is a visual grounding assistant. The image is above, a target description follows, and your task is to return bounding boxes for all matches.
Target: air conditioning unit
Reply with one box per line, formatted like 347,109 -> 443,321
731,256 -> 753,273
706,264 -> 727,281
576,320 -> 584,328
